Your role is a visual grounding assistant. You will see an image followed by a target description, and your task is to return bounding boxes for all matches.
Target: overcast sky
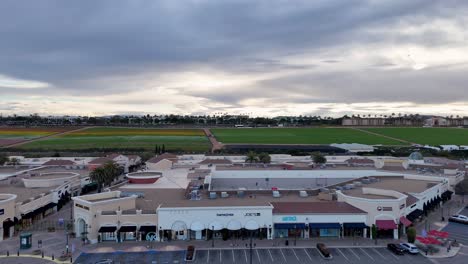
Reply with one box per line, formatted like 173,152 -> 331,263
1,0 -> 467,117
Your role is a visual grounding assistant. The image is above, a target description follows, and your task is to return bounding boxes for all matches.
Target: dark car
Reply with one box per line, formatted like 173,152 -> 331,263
387,243 -> 405,255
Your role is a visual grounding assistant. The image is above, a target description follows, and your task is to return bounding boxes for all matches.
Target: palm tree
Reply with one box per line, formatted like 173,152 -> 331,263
258,153 -> 271,164
245,151 -> 258,163
311,152 -> 327,165
90,161 -> 122,192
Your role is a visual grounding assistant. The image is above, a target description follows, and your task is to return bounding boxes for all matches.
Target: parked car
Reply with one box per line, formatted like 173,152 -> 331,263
185,245 -> 195,261
400,243 -> 419,254
387,243 -> 405,255
449,214 -> 468,224
316,243 -> 332,258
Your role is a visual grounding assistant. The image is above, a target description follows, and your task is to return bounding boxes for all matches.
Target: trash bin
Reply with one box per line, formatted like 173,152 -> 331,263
285,240 -> 289,246
20,233 -> 32,249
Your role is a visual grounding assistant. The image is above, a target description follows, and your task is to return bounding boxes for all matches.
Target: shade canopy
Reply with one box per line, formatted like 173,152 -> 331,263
208,221 -> 224,231
375,220 -> 397,230
406,209 -> 423,221
399,216 -> 412,227
244,220 -> 259,230
227,220 -> 242,231
309,223 -> 341,229
98,226 -> 117,232
343,223 -> 367,229
119,226 -> 136,232
190,221 -> 205,231
274,223 -> 306,229
139,226 -> 156,233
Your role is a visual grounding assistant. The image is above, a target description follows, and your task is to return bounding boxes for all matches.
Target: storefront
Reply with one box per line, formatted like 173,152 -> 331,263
139,225 -> 157,241
309,223 -> 341,238
98,226 -> 117,242
118,225 -> 137,242
343,222 -> 367,237
375,219 -> 397,239
274,223 -> 306,238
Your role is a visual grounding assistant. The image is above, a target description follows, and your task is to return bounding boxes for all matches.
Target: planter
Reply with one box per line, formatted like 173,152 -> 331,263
185,245 -> 196,261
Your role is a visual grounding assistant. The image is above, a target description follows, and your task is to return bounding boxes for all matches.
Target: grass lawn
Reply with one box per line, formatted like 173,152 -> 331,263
211,128 -> 404,145
17,127 -> 210,152
363,127 -> 468,145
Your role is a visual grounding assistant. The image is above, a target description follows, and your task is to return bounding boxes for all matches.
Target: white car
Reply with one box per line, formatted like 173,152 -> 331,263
449,214 -> 468,224
400,243 -> 419,254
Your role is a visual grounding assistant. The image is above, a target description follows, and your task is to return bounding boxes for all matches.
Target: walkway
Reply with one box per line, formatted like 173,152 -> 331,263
203,128 -> 224,153
2,126 -> 93,148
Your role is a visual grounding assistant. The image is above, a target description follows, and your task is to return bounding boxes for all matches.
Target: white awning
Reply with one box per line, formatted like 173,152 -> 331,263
244,220 -> 259,230
171,221 -> 187,231
227,220 -> 242,231
190,221 -> 205,231
208,221 -> 224,231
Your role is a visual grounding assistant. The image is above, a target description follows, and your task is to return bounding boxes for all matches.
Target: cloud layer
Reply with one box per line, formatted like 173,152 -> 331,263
1,0 -> 467,116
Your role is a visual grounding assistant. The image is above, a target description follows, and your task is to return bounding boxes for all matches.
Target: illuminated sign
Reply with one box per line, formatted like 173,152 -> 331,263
282,216 -> 297,221
217,213 -> 234,217
245,213 -> 261,216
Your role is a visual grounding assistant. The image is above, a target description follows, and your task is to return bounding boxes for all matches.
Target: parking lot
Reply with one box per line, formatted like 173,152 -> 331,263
441,207 -> 468,245
75,247 -> 429,264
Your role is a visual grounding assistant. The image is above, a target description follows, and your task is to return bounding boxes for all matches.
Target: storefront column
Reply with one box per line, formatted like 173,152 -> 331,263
267,228 -> 270,240
393,229 -> 398,239
363,228 -> 367,238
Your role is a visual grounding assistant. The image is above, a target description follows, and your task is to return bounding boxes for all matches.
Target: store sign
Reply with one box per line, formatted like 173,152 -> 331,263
0,209 -> 4,215
282,216 -> 297,221
217,213 -> 234,217
146,232 -> 157,241
245,213 -> 261,217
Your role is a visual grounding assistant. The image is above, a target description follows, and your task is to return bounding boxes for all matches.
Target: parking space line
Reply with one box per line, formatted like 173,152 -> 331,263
348,248 -> 360,259
372,248 -> 386,259
386,249 -> 399,260
359,248 -> 374,260
292,249 -> 300,261
337,248 -> 349,262
279,248 -> 287,262
256,249 -> 261,263
267,249 -> 274,262
244,249 -> 248,263
207,250 -> 210,263
232,249 -> 235,263
219,250 -> 222,263
304,248 -> 313,261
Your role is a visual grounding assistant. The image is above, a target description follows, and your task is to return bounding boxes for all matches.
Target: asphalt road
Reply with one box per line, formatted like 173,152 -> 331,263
75,247 -> 429,264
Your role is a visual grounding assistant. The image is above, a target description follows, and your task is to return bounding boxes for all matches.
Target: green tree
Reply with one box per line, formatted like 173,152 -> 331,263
8,157 -> 20,166
162,144 -> 166,153
454,178 -> 468,203
311,152 -> 327,165
90,161 -> 122,192
0,154 -> 8,166
258,152 -> 271,164
245,151 -> 258,163
407,227 -> 416,243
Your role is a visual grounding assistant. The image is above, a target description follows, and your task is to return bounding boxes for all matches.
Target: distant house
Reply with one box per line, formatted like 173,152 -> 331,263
146,153 -> 178,171
88,153 -> 140,172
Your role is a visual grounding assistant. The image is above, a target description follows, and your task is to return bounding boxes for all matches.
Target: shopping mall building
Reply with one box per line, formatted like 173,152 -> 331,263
72,157 -> 459,244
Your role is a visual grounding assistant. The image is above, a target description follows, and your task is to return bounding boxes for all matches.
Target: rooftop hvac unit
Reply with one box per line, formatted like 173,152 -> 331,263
221,192 -> 229,198
320,188 -> 330,193
272,190 -> 281,198
335,186 -> 343,190
362,179 -> 371,184
209,192 -> 217,199
299,190 -> 308,197
237,190 -> 245,198
190,190 -> 200,200
353,181 -> 362,186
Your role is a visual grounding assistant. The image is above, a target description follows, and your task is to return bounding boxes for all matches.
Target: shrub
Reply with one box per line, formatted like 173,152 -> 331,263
407,227 -> 416,243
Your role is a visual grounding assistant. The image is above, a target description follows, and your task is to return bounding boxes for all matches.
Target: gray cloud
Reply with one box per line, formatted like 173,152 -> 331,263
0,0 -> 467,115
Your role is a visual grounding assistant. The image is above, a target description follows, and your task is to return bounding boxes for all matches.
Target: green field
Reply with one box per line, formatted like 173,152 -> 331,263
363,128 -> 468,145
17,127 -> 210,152
211,128 -> 405,145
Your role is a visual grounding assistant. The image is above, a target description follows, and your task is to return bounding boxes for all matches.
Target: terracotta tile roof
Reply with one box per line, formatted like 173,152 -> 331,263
404,193 -> 419,206
88,157 -> 113,165
146,153 -> 178,164
198,159 -> 232,165
272,201 -> 366,214
42,159 -> 76,166
106,153 -> 123,159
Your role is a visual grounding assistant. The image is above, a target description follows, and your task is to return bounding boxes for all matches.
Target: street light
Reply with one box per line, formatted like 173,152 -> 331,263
294,224 -> 297,246
65,230 -> 69,254
211,226 -> 214,248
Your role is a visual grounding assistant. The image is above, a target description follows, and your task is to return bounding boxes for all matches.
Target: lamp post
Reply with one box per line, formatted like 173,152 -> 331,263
294,224 -> 297,246
65,230 -> 69,254
211,226 -> 214,248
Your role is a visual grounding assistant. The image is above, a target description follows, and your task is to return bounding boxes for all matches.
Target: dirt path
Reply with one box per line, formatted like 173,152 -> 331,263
351,127 -> 415,145
1,126 -> 93,148
203,128 -> 224,153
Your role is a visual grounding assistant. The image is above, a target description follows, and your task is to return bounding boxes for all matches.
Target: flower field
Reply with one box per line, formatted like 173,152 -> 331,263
0,127 -> 70,147
17,127 -> 210,152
